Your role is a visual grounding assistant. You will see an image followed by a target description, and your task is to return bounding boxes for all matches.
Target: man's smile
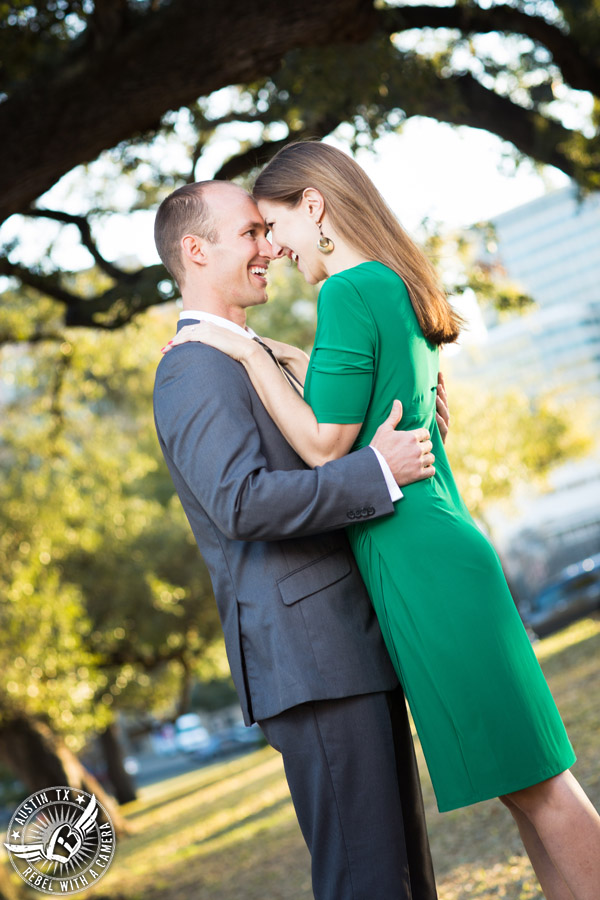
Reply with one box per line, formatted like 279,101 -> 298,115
249,265 -> 268,285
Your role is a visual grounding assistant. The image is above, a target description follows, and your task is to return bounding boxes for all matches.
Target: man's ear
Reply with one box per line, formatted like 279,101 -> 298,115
301,188 -> 325,222
181,233 -> 209,266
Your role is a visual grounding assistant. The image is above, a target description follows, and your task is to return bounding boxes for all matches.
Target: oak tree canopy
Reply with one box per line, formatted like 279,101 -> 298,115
1,0 -> 598,334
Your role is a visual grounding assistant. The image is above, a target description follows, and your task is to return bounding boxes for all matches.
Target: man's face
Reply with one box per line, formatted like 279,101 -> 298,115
203,185 -> 277,310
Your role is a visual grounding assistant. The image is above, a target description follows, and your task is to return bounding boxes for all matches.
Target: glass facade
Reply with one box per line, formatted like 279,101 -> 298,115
453,184 -> 600,415
451,185 -> 600,606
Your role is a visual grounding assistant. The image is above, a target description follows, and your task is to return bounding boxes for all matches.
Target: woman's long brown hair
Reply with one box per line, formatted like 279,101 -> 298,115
253,141 -> 462,345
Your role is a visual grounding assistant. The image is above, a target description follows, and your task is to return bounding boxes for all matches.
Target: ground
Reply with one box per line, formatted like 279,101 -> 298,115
5,617 -> 600,900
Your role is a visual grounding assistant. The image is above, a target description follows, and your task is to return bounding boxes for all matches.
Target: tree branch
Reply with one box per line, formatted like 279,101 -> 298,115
378,4 -> 600,94
0,259 -> 83,308
397,69 -> 595,182
0,331 -> 66,347
201,110 -> 276,129
213,113 -> 344,181
214,138 -> 290,181
0,257 -> 168,330
60,263 -> 168,330
22,208 -> 134,282
98,644 -> 187,672
88,0 -> 129,48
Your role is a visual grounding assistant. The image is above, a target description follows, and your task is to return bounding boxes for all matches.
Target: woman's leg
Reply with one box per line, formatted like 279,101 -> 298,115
499,795 -> 574,900
502,770 -> 600,900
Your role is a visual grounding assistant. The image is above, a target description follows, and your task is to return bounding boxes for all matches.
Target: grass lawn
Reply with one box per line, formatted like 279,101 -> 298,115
11,617 -> 600,900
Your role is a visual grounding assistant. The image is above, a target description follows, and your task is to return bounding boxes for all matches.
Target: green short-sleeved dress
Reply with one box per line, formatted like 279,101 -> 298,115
304,261 -> 575,812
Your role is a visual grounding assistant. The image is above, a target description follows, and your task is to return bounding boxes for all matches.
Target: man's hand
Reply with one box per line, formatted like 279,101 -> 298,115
436,371 -> 450,444
370,400 -> 435,486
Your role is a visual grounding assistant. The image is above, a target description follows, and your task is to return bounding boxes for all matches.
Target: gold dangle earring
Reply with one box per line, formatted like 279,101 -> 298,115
317,221 -> 335,254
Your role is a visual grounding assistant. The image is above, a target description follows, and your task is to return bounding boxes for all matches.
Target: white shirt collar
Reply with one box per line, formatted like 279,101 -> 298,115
178,309 -> 257,340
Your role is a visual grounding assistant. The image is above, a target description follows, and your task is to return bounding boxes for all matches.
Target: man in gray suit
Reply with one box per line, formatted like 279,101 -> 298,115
153,180 -> 443,899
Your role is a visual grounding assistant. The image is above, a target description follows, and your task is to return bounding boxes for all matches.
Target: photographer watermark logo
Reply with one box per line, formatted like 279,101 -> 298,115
4,786 -> 116,895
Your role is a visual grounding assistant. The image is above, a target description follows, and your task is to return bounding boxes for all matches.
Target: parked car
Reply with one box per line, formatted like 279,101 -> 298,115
526,554 -> 600,638
173,713 -> 213,754
191,722 -> 265,763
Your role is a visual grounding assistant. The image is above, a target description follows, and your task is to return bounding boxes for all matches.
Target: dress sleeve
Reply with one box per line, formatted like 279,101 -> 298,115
308,274 -> 375,424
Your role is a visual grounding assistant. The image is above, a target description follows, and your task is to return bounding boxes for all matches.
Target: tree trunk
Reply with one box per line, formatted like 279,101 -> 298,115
175,655 -> 192,721
0,0 -> 377,223
1,1 -> 597,223
98,722 -> 137,805
0,715 -> 130,835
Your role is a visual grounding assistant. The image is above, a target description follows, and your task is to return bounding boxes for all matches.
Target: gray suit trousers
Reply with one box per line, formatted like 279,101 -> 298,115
260,687 -> 437,900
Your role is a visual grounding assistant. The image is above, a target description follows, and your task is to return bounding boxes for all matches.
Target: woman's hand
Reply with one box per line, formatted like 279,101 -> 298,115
259,336 -> 310,384
161,322 -> 257,363
436,371 -> 450,444
260,336 -> 307,364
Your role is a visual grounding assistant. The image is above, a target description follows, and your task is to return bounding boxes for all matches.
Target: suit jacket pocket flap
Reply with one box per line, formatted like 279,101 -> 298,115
277,549 -> 352,606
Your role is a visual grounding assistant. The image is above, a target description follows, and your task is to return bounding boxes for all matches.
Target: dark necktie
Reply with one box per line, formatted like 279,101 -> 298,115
252,336 -> 304,396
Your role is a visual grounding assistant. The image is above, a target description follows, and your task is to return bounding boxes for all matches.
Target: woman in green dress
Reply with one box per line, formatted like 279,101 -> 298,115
168,141 -> 600,899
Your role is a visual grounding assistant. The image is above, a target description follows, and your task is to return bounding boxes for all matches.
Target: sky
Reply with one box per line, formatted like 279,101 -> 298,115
351,119 -> 570,233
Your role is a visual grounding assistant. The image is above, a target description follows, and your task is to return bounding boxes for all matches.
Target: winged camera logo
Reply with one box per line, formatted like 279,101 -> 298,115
4,786 -> 116,895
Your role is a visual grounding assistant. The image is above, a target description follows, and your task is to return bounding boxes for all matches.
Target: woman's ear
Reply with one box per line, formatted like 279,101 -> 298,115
181,233 -> 209,266
301,188 -> 325,222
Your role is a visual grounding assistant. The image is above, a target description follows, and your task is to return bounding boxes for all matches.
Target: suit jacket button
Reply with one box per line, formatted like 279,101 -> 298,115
347,510 -> 355,519
361,507 -> 369,517
367,506 -> 375,516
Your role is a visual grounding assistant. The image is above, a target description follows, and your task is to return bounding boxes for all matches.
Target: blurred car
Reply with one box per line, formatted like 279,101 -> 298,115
526,554 -> 600,638
191,722 -> 265,763
174,713 -> 213,754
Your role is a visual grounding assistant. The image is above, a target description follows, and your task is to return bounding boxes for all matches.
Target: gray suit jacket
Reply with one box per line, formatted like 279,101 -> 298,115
153,324 -> 398,724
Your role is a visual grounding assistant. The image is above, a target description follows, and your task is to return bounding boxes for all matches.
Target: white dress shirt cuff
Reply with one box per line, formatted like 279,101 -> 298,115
370,447 -> 403,503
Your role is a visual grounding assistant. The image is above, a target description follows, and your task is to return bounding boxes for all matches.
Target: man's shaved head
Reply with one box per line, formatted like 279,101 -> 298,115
154,181 -> 249,288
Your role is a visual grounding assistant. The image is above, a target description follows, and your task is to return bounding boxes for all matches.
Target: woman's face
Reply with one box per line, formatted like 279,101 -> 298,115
257,198 -> 329,285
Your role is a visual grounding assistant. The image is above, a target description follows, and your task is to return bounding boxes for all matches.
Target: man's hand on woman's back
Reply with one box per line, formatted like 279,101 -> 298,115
370,400 -> 435,487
